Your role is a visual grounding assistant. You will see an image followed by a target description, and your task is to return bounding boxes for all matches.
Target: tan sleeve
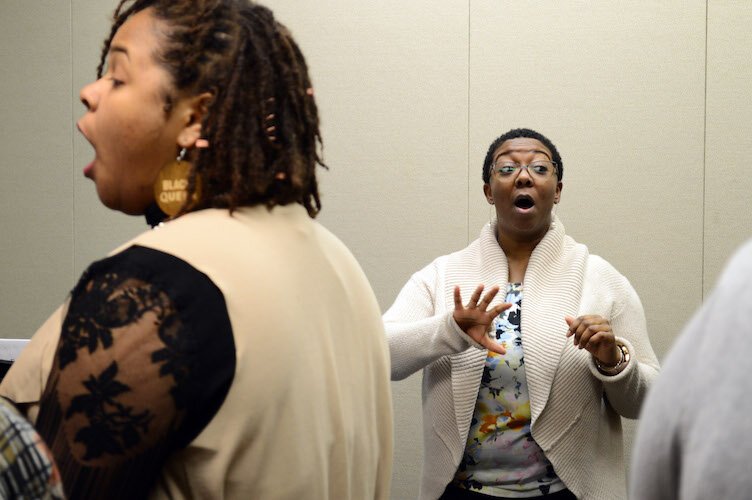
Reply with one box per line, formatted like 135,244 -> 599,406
0,305 -> 64,423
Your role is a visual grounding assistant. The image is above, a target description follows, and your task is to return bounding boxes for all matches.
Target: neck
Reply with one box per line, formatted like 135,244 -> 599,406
496,224 -> 548,257
495,220 -> 551,282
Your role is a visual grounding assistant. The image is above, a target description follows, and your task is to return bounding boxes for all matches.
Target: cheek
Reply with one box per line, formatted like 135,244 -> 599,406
540,182 -> 559,199
105,111 -> 171,172
119,108 -> 167,147
492,183 -> 512,202
97,112 -> 170,196
100,87 -> 168,141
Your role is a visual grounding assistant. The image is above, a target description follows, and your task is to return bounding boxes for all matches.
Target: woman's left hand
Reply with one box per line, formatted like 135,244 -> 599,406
564,315 -> 620,367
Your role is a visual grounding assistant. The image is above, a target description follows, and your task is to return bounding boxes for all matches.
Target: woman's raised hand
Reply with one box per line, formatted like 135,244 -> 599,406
453,284 -> 511,355
565,315 -> 621,366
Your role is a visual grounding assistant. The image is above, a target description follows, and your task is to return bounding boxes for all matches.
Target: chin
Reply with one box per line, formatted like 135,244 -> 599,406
118,206 -> 149,216
97,192 -> 149,216
118,197 -> 153,216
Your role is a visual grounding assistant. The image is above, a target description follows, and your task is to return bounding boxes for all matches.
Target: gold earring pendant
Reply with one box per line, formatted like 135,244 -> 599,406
153,148 -> 202,217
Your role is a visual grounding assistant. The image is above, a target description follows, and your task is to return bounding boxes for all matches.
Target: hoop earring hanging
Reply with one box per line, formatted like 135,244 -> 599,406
153,147 -> 202,217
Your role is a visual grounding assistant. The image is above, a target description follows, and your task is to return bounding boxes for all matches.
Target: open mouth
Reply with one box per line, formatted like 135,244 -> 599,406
514,195 -> 535,210
76,122 -> 96,179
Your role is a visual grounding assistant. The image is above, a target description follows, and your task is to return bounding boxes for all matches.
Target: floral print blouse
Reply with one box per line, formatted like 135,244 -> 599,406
453,283 -> 567,497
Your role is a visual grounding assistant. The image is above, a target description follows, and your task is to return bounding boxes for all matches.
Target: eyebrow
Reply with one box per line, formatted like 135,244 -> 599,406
495,148 -> 552,161
108,45 -> 130,59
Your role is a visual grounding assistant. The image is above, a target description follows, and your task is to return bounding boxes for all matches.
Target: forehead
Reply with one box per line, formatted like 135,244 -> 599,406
110,8 -> 164,57
493,137 -> 552,160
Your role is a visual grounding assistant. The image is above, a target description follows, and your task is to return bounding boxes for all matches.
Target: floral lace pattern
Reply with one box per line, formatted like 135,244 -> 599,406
65,360 -> 154,461
35,246 -> 235,499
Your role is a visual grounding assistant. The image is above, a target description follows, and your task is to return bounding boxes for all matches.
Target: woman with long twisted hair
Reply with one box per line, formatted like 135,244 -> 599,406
0,1 -> 392,498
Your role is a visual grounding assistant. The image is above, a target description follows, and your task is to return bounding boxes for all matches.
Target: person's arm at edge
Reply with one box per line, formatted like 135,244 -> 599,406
0,304 -> 65,423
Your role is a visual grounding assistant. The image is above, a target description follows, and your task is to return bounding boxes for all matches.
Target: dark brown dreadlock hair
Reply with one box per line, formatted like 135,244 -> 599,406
98,0 -> 326,217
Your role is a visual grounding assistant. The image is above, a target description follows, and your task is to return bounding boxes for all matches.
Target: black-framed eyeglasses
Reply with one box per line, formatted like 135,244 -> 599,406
490,160 -> 558,180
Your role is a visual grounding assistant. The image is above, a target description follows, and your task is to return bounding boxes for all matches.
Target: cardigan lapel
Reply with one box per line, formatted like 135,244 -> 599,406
447,222 -> 511,448
519,217 -> 587,424
443,218 -> 587,448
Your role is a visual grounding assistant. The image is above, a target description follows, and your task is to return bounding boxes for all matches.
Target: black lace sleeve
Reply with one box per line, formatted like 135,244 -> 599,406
34,246 -> 236,499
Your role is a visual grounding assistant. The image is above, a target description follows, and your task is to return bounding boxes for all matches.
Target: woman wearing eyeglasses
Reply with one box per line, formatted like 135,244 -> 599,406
385,128 -> 659,500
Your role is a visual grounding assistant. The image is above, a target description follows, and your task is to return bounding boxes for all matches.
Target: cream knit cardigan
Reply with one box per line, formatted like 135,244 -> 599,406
384,217 -> 659,500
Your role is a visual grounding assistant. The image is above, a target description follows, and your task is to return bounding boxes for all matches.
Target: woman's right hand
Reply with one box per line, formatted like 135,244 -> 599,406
453,284 -> 511,355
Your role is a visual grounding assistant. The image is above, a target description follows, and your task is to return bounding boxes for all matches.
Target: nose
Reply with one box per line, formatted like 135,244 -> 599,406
514,165 -> 534,187
79,80 -> 99,111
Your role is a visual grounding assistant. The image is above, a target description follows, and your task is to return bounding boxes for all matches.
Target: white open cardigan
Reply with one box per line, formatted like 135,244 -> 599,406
384,217 -> 659,500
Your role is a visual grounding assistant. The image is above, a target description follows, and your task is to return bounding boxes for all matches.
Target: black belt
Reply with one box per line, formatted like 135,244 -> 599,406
440,484 -> 577,500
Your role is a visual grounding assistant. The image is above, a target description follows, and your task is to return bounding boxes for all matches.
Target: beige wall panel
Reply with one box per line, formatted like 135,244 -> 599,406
469,1 -> 706,359
267,3 -> 470,499
0,2 -> 74,338
72,0 -> 147,278
269,1 -> 471,308
704,3 -> 752,295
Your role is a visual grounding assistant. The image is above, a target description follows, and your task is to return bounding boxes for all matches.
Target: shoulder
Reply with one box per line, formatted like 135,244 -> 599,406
585,253 -> 617,274
713,238 -> 752,294
585,254 -> 631,289
132,208 -> 242,245
582,253 -> 642,314
410,238 -> 481,282
82,245 -> 222,305
107,209 -> 230,256
136,205 -> 358,262
62,245 -> 235,449
689,238 -> 752,344
72,248 -> 232,361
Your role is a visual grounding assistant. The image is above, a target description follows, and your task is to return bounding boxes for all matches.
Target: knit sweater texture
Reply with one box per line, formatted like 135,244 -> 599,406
384,217 -> 659,500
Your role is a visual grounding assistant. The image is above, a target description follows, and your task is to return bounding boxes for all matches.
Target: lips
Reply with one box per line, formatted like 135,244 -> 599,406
83,160 -> 95,179
77,122 -> 96,179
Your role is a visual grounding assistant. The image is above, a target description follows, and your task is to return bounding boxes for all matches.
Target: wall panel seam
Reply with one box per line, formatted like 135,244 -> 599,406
702,0 -> 708,299
466,0 -> 471,245
69,0 -> 76,287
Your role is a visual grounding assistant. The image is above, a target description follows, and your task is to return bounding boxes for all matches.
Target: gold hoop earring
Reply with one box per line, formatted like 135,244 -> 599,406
153,148 -> 202,217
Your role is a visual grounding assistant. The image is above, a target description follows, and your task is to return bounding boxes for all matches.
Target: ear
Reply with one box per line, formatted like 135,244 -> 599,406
176,92 -> 214,148
554,181 -> 563,204
483,183 -> 494,204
